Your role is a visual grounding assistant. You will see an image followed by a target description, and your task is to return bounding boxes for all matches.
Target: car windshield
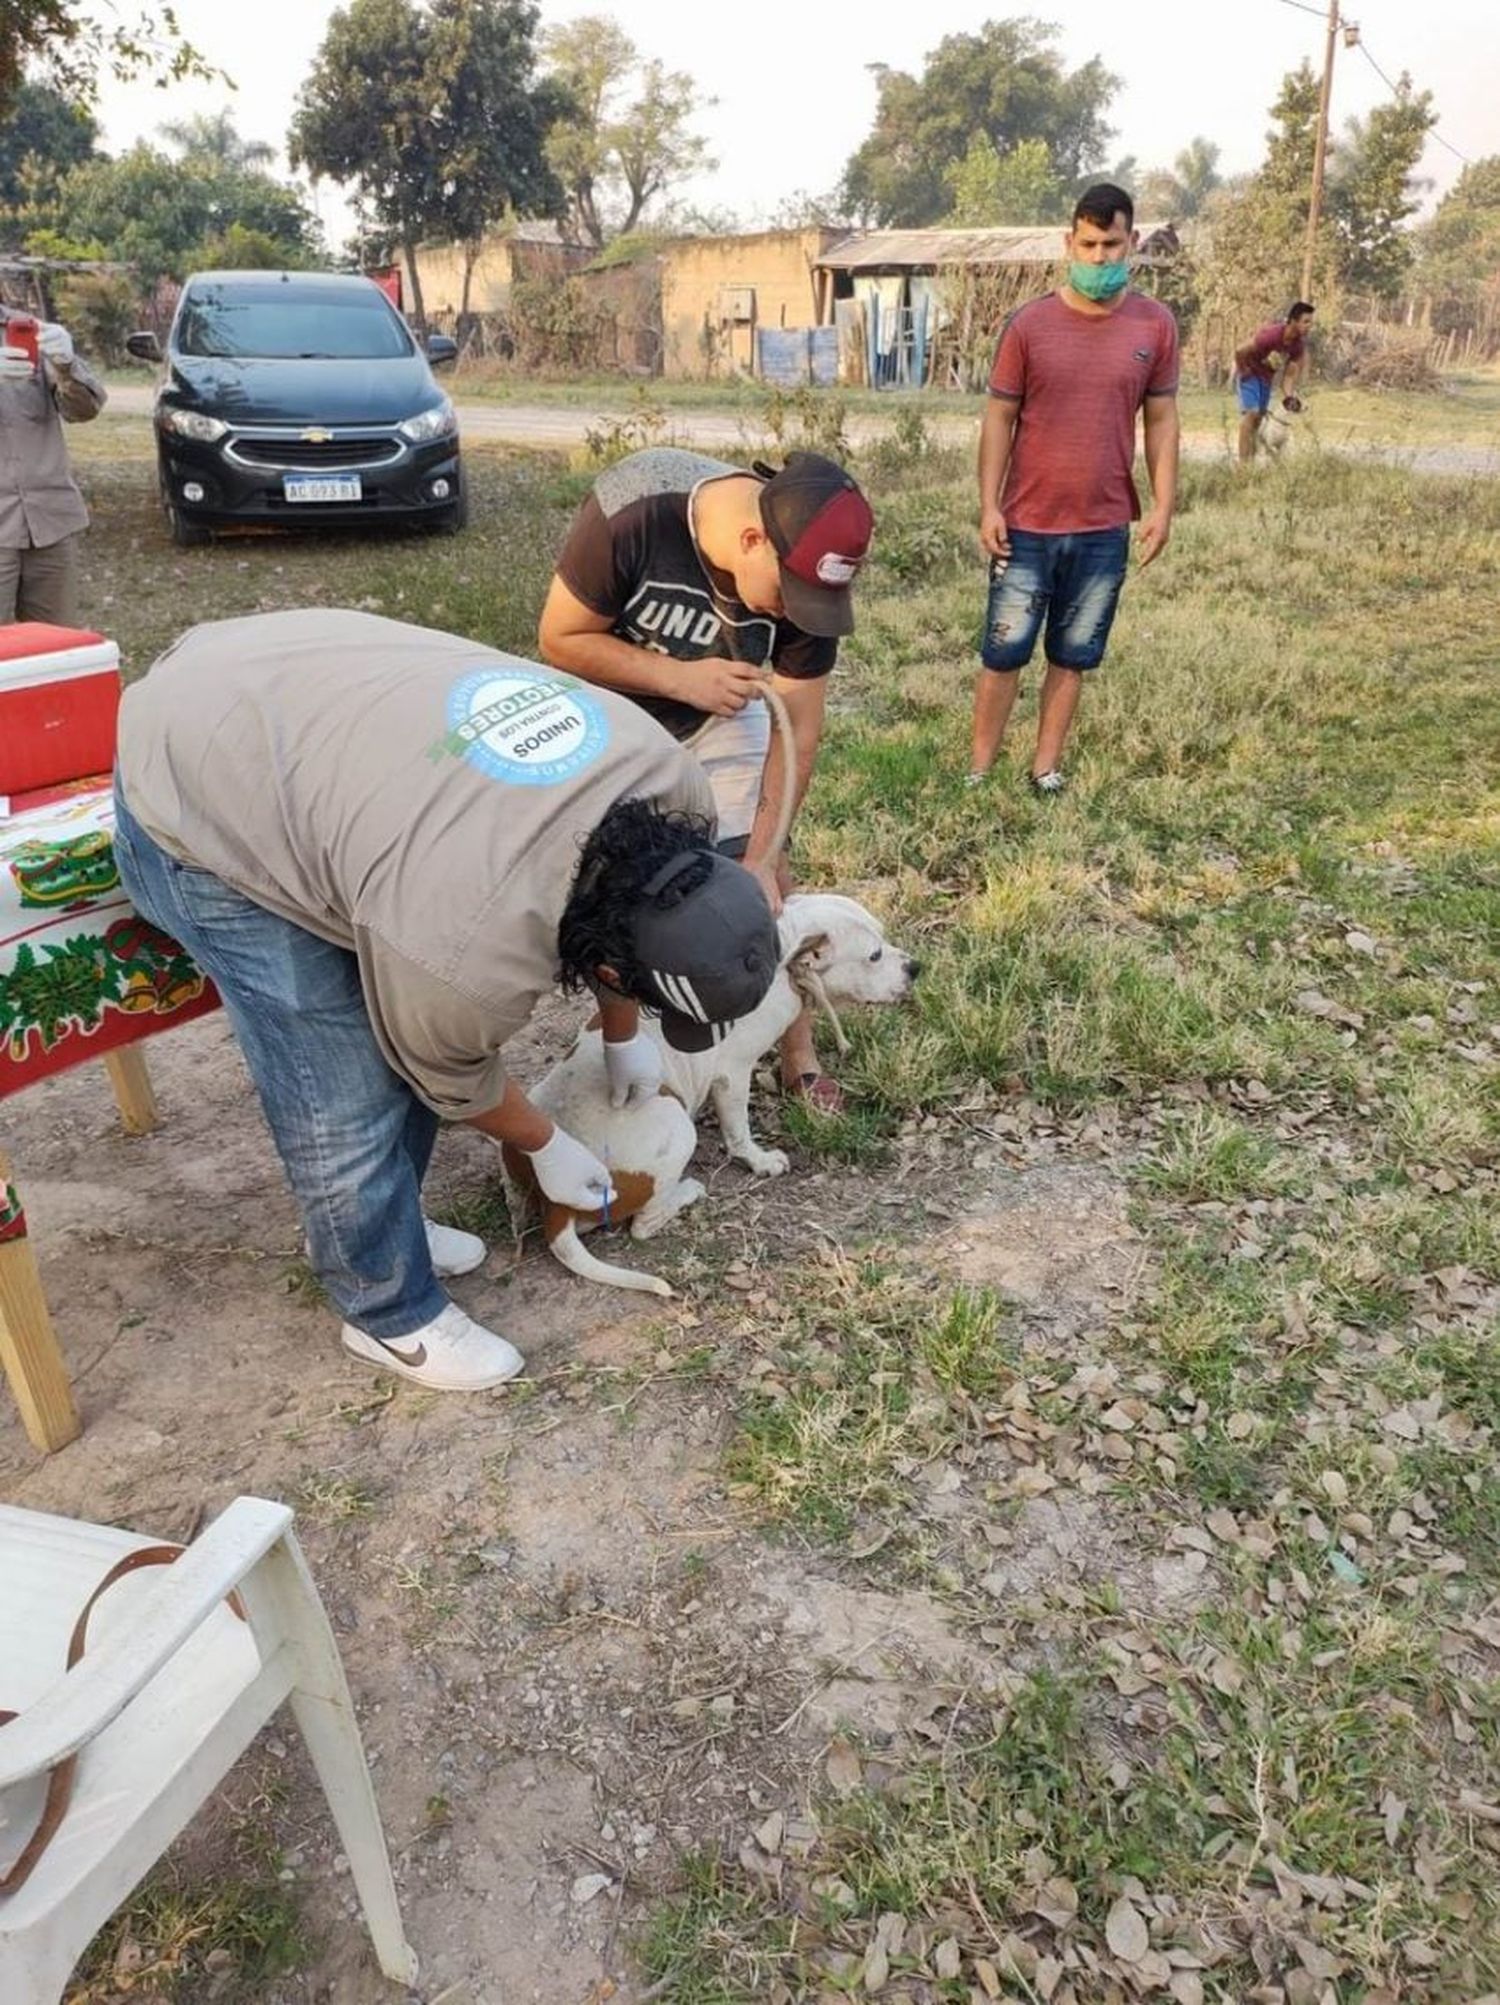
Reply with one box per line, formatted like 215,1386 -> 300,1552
176,283 -> 415,361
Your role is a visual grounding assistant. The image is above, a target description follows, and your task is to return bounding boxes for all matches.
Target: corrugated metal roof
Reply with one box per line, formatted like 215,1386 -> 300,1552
817,227 -> 1068,270
817,225 -> 1170,270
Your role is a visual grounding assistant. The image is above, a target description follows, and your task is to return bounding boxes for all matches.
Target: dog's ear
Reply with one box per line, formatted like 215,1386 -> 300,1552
791,932 -> 831,972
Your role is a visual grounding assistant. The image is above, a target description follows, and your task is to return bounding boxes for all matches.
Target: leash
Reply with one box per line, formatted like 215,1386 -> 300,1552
0,1545 -> 247,1898
790,963 -> 851,1056
758,683 -> 799,872
757,682 -> 851,1055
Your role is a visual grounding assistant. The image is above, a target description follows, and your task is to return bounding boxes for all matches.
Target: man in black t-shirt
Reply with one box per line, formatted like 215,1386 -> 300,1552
540,446 -> 874,1109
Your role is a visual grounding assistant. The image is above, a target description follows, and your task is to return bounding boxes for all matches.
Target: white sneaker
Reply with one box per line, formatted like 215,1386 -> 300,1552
424,1216 -> 487,1276
341,1302 -> 524,1391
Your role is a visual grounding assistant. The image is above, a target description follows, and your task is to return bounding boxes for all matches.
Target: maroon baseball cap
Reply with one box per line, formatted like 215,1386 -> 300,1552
757,452 -> 874,638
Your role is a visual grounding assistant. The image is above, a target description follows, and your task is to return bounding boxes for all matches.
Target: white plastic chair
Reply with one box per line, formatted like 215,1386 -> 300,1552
0,1496 -> 417,2002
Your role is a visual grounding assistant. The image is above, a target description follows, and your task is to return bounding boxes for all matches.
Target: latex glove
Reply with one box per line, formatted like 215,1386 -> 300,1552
604,1031 -> 664,1110
38,322 -> 74,367
0,344 -> 34,380
525,1125 -> 618,1212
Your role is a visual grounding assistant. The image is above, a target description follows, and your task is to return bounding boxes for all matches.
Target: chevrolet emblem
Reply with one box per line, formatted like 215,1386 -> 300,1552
301,427 -> 333,443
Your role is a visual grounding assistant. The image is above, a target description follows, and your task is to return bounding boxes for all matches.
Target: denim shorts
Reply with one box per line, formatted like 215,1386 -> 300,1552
1237,375 -> 1273,414
980,525 -> 1130,673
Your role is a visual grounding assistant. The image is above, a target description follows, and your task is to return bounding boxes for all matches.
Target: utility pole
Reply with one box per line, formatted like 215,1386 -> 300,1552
1302,0 -> 1359,301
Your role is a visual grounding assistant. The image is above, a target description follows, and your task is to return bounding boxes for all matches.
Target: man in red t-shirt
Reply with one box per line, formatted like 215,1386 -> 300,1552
969,183 -> 1180,796
1234,301 -> 1314,463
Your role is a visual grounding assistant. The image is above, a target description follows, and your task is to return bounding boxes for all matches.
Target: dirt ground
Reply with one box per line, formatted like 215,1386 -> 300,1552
0,992 -> 1149,2004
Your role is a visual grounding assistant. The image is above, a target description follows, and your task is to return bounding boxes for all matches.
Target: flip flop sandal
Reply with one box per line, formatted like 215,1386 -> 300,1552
782,1071 -> 846,1115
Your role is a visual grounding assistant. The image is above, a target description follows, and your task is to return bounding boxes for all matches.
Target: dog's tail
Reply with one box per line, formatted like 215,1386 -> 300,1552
547,1219 -> 674,1298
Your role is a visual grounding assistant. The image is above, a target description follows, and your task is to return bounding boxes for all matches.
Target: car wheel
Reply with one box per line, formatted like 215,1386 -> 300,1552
430,474 -> 468,536
161,486 -> 212,548
167,506 -> 212,549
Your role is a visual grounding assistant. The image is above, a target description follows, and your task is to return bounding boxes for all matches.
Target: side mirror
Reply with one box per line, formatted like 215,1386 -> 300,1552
426,332 -> 458,369
126,331 -> 163,364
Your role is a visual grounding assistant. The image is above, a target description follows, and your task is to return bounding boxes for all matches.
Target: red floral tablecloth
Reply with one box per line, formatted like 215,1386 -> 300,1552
0,776 -> 220,1099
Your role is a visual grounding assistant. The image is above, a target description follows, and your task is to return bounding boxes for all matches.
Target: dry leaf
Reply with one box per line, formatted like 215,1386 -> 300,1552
826,1741 -> 862,1796
862,1938 -> 889,1992
1105,1896 -> 1150,1963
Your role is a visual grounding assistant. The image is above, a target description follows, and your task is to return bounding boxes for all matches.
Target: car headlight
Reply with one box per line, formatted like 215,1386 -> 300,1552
399,399 -> 456,444
160,407 -> 229,443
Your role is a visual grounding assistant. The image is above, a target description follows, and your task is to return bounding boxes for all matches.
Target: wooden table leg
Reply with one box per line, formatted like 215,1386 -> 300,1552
104,1046 -> 159,1136
0,1152 -> 81,1453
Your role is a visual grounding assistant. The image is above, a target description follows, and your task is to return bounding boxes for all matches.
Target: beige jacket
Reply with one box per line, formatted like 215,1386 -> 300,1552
118,609 -> 715,1116
0,352 -> 107,550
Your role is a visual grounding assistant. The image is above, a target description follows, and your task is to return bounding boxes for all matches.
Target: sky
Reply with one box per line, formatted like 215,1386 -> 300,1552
88,0 -> 1498,253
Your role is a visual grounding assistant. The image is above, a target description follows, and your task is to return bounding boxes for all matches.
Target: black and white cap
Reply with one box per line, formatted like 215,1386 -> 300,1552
633,852 -> 779,1053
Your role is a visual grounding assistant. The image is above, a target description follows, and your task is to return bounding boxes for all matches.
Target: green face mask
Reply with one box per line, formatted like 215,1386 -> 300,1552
1069,259 -> 1129,302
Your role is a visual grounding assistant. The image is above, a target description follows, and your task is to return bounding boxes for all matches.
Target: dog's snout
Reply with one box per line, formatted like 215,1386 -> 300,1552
904,956 -> 922,981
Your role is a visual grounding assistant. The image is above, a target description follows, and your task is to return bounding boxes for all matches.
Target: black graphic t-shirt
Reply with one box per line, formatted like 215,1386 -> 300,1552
555,447 -> 838,740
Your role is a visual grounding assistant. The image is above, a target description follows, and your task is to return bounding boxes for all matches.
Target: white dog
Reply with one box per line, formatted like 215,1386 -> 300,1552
501,893 -> 920,1295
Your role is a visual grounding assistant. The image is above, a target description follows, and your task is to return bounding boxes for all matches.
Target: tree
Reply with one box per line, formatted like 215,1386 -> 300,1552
424,0 -> 570,315
842,19 -> 1118,228
1260,61 -> 1321,200
1412,155 -> 1500,333
945,135 -> 1066,225
1,4 -> 218,113
1138,137 -> 1222,222
542,16 -> 713,248
0,80 -> 99,213
49,143 -> 320,286
1327,77 -> 1435,297
1192,59 -> 1434,374
159,110 -> 276,172
290,0 -> 565,328
764,189 -> 851,232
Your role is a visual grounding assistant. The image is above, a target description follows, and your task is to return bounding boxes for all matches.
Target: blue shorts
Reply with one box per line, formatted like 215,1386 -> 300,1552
980,526 -> 1129,673
1237,376 -> 1273,414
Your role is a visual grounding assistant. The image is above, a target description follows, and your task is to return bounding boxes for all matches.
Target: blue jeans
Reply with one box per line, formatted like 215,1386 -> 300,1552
111,782 -> 447,1340
980,526 -> 1129,672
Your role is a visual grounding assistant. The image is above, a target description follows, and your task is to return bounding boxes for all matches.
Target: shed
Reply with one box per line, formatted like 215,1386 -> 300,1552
657,228 -> 838,379
815,224 -> 1176,387
412,220 -> 592,320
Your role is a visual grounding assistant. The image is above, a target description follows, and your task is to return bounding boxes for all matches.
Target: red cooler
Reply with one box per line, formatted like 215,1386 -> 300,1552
0,623 -> 122,797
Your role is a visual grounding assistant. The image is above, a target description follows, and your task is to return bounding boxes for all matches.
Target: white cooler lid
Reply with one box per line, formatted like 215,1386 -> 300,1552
0,640 -> 122,689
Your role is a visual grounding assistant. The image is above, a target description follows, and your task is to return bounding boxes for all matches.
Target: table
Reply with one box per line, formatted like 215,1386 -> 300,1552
0,778 -> 219,1452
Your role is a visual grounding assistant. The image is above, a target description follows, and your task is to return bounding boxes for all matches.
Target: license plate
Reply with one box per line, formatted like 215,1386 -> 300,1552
283,474 -> 361,503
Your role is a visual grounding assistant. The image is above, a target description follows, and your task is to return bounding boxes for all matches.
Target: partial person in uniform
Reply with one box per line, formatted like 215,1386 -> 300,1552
0,315 -> 106,624
113,610 -> 780,1392
539,448 -> 874,1112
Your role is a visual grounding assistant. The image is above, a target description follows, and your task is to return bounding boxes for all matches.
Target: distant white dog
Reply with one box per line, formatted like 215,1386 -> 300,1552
502,893 -> 920,1295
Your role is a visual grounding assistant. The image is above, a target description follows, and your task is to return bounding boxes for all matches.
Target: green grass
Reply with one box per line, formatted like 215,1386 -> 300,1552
726,1262 -> 1016,1542
65,1869 -> 304,2003
67,414 -> 1500,2003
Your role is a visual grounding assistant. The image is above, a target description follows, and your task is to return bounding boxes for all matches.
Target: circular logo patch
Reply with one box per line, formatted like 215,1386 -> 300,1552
447,667 -> 609,787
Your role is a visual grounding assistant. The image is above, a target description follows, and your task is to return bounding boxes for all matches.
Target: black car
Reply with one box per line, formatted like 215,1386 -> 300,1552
127,271 -> 463,546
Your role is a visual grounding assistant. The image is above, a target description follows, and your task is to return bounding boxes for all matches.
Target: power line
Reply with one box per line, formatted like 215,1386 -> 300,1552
1352,37 -> 1472,162
1273,0 -> 1474,169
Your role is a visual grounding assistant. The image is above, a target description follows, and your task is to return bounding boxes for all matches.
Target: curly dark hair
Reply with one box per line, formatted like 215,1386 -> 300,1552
557,798 -> 717,1001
